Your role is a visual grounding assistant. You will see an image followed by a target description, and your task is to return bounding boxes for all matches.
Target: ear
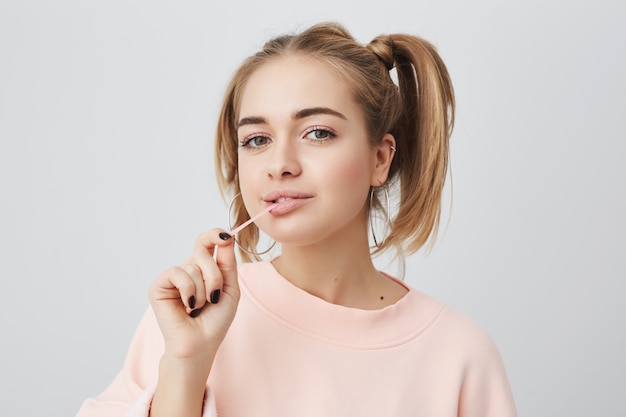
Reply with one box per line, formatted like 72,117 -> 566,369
370,133 -> 396,186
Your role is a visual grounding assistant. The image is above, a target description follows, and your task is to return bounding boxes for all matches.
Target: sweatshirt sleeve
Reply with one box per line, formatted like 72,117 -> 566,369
74,307 -> 217,417
457,322 -> 517,417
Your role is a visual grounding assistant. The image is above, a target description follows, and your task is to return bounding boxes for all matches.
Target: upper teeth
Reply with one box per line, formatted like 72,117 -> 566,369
274,197 -> 293,203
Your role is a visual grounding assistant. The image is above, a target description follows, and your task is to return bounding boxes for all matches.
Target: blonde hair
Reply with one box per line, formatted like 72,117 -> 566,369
215,22 -> 455,261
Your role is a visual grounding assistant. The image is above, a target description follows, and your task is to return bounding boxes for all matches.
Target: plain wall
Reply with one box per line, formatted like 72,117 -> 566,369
1,0 -> 624,416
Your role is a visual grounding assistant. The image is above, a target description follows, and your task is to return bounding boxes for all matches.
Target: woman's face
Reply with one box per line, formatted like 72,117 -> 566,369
236,55 -> 390,247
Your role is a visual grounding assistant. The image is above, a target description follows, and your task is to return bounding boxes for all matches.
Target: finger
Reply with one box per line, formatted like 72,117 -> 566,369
149,266 -> 198,312
190,230 -> 235,304
191,229 -> 234,257
213,233 -> 238,299
180,264 -> 207,311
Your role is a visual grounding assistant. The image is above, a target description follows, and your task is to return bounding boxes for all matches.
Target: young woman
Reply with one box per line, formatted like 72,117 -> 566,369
77,22 -> 516,417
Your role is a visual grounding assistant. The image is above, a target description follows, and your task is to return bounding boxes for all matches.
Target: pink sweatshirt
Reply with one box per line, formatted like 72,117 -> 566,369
76,261 -> 517,417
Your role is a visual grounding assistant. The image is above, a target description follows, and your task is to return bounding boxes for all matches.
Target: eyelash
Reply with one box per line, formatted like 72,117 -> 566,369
239,135 -> 271,149
303,126 -> 337,143
239,126 -> 337,150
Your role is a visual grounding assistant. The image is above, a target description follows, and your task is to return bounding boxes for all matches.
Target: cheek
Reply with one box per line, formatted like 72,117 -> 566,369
340,159 -> 370,182
237,156 -> 263,204
337,146 -> 372,181
321,153 -> 372,196
237,160 -> 252,186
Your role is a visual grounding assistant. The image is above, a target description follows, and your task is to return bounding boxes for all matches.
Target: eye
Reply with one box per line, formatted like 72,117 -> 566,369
240,135 -> 271,149
303,127 -> 336,143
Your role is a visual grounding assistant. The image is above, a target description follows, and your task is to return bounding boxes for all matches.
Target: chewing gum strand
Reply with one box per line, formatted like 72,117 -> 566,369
213,203 -> 279,260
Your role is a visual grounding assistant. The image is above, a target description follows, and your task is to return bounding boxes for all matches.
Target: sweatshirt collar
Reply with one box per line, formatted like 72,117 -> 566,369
238,261 -> 444,349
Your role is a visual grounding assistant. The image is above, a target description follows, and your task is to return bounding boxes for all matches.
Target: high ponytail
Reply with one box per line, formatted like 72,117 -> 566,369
372,34 -> 455,254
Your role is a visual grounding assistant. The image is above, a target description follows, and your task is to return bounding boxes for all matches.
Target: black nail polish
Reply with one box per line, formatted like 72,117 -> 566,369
188,295 -> 196,309
190,309 -> 201,318
210,289 -> 221,304
219,232 -> 232,241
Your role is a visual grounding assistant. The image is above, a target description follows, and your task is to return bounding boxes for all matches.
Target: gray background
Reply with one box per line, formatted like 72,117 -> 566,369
1,0 -> 624,416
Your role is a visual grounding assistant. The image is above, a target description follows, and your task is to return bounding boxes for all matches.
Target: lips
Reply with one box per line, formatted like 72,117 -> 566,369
262,190 -> 313,215
262,190 -> 313,204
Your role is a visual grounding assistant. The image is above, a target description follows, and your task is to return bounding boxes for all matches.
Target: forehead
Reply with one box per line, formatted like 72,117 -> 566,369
238,55 -> 360,120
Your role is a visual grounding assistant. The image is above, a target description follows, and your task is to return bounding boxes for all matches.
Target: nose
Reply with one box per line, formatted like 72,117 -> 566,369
266,139 -> 301,179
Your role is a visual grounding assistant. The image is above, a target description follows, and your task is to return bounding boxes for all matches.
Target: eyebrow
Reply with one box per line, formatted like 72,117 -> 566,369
237,107 -> 347,129
294,107 -> 347,121
237,116 -> 266,128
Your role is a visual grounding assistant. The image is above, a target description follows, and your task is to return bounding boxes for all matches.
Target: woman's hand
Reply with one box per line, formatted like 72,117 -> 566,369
148,229 -> 239,362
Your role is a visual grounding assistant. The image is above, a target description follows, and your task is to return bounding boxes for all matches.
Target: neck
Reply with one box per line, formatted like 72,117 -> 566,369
272,230 -> 407,309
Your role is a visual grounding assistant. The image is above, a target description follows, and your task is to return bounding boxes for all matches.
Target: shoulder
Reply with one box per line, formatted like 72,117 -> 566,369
436,303 -> 495,343
417,299 -> 517,415
403,285 -> 504,361
407,290 -> 514,389
440,306 -> 502,359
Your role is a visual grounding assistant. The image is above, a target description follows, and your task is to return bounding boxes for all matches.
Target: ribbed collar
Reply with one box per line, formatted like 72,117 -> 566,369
238,261 -> 445,349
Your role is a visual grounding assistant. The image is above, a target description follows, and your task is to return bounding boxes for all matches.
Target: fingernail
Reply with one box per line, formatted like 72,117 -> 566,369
210,289 -> 221,304
190,309 -> 201,318
219,232 -> 232,241
188,295 -> 196,309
